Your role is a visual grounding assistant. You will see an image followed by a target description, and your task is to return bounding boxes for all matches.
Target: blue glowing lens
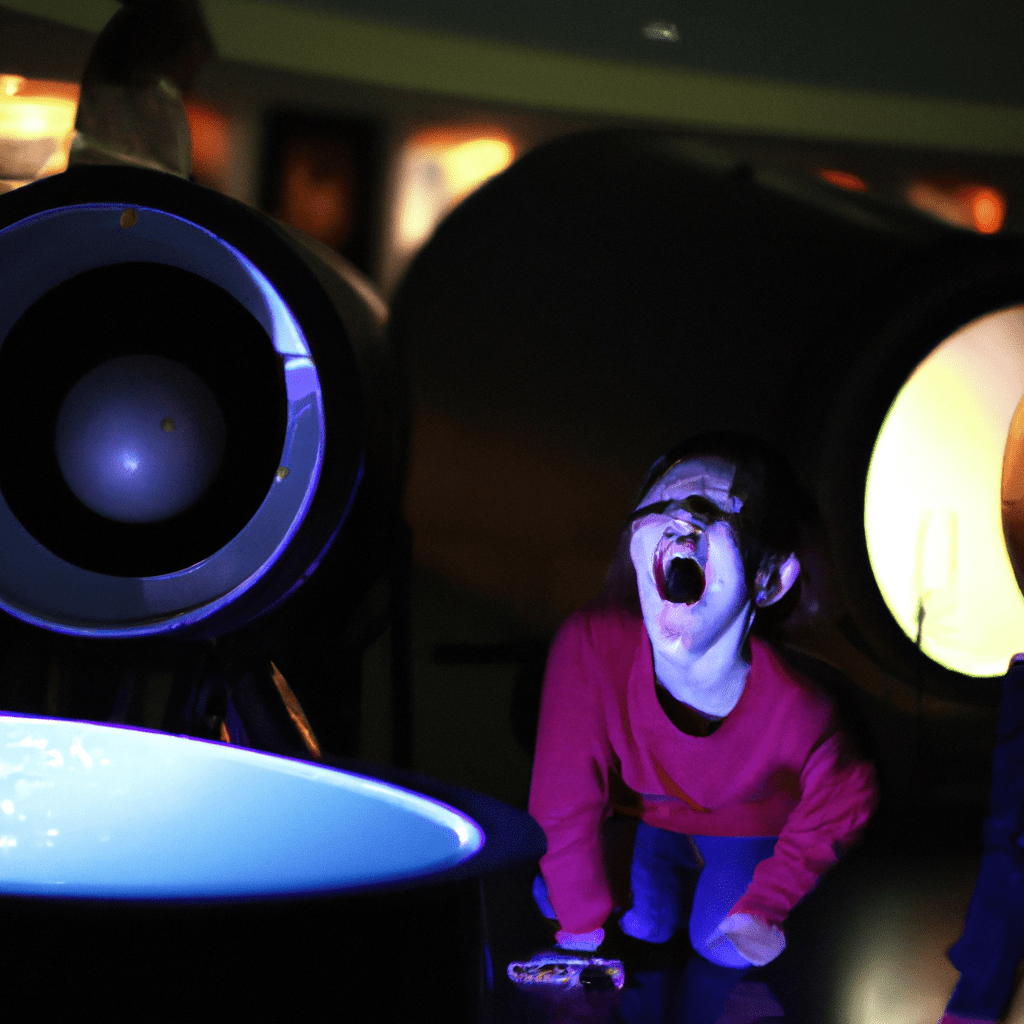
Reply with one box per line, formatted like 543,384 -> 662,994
55,354 -> 227,524
0,203 -> 329,637
0,716 -> 483,900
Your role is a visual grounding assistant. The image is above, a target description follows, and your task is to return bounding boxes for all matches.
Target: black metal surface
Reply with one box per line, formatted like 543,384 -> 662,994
0,163 -> 403,640
390,128 -> 1024,703
0,754 -> 545,1021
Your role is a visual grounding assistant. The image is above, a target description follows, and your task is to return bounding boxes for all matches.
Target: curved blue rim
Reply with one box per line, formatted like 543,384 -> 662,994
0,203 -> 326,637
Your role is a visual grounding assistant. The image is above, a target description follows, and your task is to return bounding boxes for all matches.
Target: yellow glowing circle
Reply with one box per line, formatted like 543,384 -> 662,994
864,306 -> 1024,677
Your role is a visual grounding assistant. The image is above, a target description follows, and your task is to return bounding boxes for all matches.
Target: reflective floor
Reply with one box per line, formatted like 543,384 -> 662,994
484,807 -> 1024,1024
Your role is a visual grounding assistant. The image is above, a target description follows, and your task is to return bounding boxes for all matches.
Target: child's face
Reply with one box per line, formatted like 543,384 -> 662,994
629,456 -> 753,659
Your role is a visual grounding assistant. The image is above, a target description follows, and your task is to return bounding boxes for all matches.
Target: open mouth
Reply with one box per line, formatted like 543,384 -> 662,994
662,557 -> 705,604
653,531 -> 707,605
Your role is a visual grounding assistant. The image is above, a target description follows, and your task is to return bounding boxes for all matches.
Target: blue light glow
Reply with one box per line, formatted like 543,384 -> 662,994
0,716 -> 484,899
55,354 -> 227,523
0,203 -> 335,636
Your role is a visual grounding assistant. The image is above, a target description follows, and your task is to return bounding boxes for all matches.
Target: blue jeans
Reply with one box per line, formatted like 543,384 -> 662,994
945,846 -> 1024,1020
943,662 -> 1024,1020
535,822 -> 777,968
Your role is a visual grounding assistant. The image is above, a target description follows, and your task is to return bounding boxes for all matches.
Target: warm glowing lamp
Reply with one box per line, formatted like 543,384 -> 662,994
819,168 -> 868,192
183,99 -> 231,181
394,128 -> 516,254
865,306 -> 1024,676
0,76 -> 78,184
906,179 -> 1007,235
963,186 -> 1006,235
442,137 -> 516,200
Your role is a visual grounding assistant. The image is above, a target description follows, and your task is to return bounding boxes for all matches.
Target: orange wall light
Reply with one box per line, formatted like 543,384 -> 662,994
183,100 -> 231,182
819,168 -> 868,192
907,179 -> 1007,234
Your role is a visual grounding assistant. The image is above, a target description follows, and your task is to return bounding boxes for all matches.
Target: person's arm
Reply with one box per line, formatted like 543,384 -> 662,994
528,613 -> 618,940
724,726 -> 877,960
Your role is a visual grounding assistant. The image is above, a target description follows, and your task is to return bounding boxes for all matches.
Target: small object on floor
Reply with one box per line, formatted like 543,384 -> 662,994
507,952 -> 626,990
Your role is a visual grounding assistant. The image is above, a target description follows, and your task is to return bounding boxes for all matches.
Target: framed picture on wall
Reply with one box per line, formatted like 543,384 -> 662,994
261,111 -> 381,280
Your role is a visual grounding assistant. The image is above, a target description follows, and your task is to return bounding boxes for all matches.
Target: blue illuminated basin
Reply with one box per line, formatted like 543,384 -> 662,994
0,715 -> 484,900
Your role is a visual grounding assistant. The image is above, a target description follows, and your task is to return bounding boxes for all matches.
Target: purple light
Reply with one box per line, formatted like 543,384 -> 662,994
55,354 -> 227,523
0,203 -> 333,637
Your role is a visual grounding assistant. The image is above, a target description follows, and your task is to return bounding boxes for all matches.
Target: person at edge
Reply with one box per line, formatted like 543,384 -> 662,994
528,432 -> 878,969
938,652 -> 1024,1024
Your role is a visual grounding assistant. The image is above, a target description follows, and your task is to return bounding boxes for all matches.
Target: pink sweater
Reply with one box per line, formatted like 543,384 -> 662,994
529,603 -> 877,934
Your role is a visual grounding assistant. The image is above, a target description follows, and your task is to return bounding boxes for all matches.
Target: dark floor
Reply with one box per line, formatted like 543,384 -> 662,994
0,569 -> 1016,1022
481,806 -> 1024,1024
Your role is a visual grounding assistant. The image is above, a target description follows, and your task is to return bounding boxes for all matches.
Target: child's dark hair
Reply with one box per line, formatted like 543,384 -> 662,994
604,431 -> 807,606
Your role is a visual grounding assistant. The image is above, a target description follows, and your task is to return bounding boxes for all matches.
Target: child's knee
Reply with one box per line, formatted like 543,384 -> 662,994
691,920 -> 752,969
619,904 -> 678,944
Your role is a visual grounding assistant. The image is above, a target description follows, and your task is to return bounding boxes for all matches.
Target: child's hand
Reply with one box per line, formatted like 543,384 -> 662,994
706,913 -> 785,966
555,927 -> 604,952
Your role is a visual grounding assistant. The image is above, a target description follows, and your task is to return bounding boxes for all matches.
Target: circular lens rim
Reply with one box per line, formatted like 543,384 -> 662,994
811,255 -> 1024,699
0,199 -> 327,637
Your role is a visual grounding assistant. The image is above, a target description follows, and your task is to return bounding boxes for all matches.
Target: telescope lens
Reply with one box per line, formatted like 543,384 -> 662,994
55,355 -> 226,524
0,261 -> 285,577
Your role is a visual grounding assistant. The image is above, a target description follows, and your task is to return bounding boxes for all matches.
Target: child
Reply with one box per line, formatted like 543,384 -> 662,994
528,432 -> 877,968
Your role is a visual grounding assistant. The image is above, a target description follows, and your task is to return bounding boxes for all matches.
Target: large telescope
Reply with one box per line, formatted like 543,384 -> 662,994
0,161 -> 392,641
391,128 -> 1024,706
0,4 -> 543,1017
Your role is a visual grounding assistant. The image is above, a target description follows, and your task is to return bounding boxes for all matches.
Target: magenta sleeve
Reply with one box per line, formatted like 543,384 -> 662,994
528,613 -> 617,934
729,727 -> 878,925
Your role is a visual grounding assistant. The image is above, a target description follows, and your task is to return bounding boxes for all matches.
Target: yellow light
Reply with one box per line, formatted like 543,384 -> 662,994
441,138 -> 515,202
864,306 -> 1024,676
0,97 -> 74,140
0,75 -> 27,98
0,79 -> 79,182
394,128 -> 516,253
846,966 -> 950,1024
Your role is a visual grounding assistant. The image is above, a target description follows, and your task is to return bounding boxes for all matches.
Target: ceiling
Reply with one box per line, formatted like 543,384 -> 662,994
285,0 -> 1024,109
3,0 -> 1024,155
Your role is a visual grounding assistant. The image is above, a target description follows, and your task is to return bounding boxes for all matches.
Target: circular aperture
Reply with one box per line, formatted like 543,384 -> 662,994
864,304 -> 1024,677
0,262 -> 286,577
56,355 -> 227,523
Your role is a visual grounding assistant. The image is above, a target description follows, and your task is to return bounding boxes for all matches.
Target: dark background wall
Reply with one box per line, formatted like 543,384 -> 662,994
0,0 -> 1021,813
